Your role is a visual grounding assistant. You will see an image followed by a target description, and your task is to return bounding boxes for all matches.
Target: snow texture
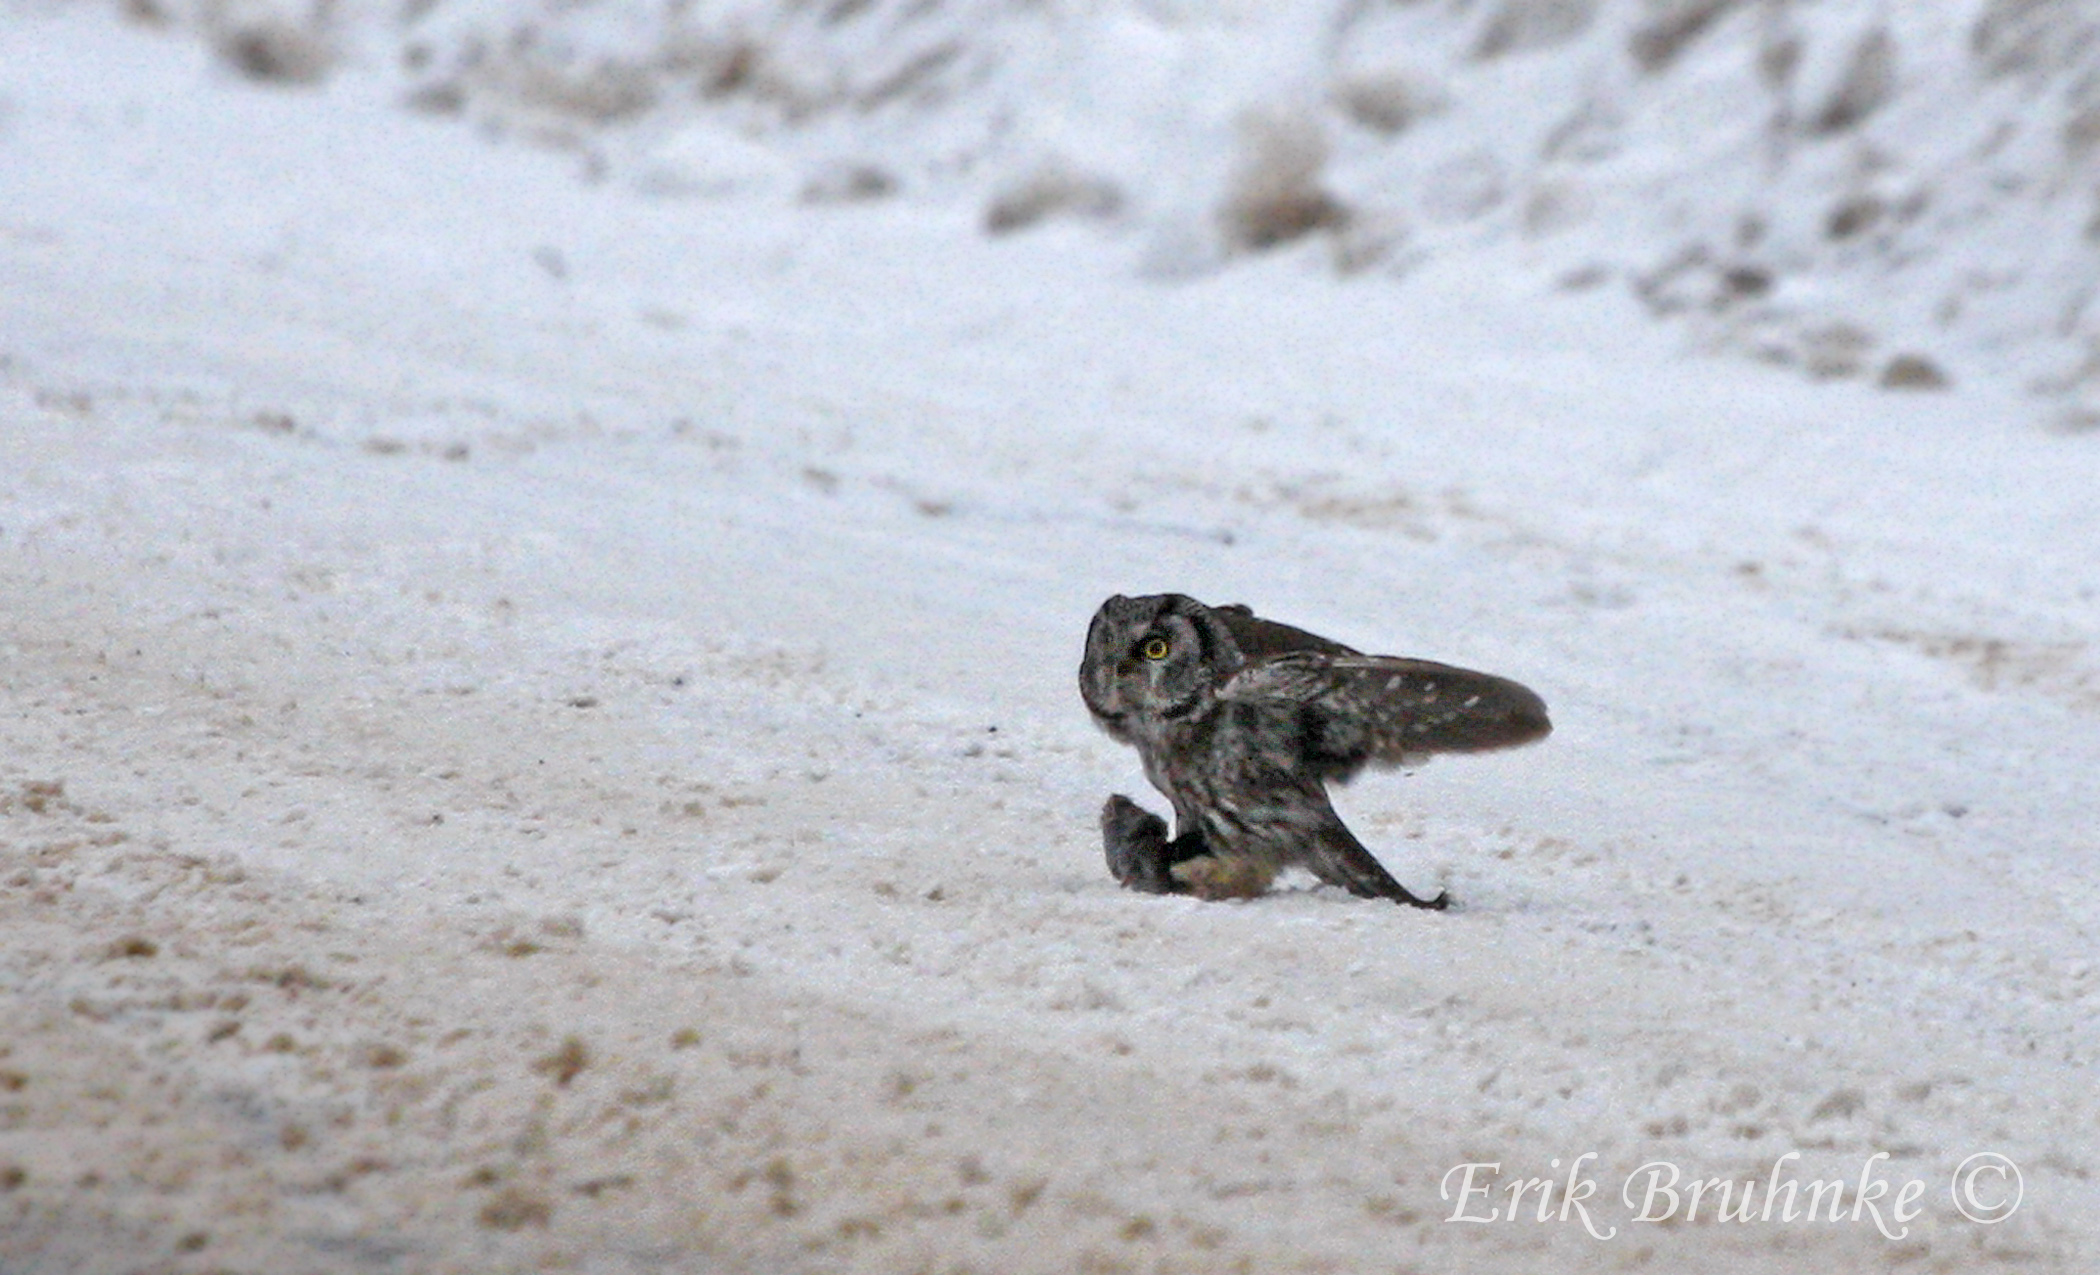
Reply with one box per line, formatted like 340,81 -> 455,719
2,1 -> 2098,1271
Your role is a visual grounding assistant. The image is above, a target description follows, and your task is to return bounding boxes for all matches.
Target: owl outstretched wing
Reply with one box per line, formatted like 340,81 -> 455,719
1219,652 -> 1551,783
1299,818 -> 1450,909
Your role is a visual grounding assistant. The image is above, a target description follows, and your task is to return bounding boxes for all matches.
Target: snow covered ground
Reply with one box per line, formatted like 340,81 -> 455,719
3,2 -> 2098,1271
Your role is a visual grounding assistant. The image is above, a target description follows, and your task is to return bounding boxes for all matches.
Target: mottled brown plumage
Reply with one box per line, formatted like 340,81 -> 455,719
1078,593 -> 1550,907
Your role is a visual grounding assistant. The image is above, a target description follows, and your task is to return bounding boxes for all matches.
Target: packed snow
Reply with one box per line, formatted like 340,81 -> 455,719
2,1 -> 2097,1271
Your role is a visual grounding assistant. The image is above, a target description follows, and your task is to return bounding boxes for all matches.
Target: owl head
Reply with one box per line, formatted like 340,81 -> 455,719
1078,593 -> 1241,739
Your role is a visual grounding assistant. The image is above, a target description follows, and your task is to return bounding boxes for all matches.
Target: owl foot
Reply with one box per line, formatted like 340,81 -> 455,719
1100,795 -> 1209,894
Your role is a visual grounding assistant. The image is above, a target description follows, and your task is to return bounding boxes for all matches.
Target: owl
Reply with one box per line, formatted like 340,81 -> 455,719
1078,593 -> 1550,908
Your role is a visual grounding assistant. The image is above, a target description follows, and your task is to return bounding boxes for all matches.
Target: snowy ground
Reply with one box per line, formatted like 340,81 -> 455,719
3,4 -> 2099,1272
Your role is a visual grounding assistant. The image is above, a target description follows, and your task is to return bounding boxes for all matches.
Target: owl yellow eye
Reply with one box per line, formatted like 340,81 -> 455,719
1141,637 -> 1170,660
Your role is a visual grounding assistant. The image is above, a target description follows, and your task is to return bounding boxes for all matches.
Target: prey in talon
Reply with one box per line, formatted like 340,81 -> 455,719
1078,593 -> 1550,908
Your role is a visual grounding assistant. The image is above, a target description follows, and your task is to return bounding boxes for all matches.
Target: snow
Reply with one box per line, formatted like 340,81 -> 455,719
2,1 -> 2098,1271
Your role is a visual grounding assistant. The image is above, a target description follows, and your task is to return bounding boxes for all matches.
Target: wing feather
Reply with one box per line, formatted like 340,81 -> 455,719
1219,652 -> 1550,782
